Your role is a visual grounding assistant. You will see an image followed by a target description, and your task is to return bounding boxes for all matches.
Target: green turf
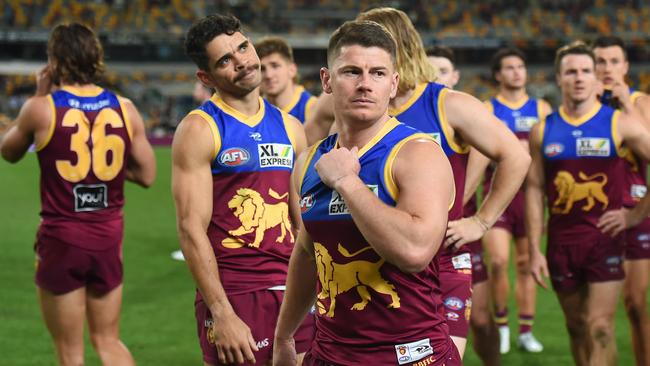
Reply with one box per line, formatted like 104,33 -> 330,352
0,147 -> 638,365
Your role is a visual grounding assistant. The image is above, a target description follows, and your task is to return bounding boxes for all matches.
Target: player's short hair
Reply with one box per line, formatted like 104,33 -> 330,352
327,20 -> 396,69
255,36 -> 294,62
591,35 -> 627,60
555,41 -> 595,74
490,47 -> 526,79
426,45 -> 456,66
184,14 -> 242,71
47,23 -> 105,85
356,7 -> 436,92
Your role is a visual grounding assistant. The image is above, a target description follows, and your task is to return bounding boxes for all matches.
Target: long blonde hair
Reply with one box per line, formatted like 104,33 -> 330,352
357,7 -> 436,93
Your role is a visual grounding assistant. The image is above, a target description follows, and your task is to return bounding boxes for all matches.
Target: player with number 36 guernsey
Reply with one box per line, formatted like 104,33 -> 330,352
0,23 -> 156,365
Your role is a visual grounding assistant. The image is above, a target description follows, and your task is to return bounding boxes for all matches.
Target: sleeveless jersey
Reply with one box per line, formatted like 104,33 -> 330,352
389,82 -> 469,269
540,103 -> 625,244
483,95 -> 543,193
191,95 -> 297,295
300,118 -> 452,365
600,88 -> 648,207
281,85 -> 316,124
36,86 -> 132,250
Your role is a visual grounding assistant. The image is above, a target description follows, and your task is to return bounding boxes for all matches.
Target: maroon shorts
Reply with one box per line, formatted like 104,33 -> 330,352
492,190 -> 525,238
467,241 -> 488,285
195,289 -> 315,365
303,341 -> 462,366
625,217 -> 650,260
547,233 -> 625,293
34,231 -> 123,295
439,252 -> 472,338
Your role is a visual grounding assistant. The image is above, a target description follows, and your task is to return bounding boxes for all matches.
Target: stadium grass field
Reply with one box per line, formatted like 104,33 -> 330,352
0,147 -> 639,365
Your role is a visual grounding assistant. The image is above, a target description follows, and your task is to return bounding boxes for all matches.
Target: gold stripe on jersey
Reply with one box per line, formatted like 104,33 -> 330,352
304,95 -> 317,122
117,97 -> 133,141
281,111 -> 298,154
388,83 -> 427,116
631,91 -> 644,105
559,103 -> 601,127
282,85 -> 305,113
495,94 -> 530,110
188,109 -> 222,160
536,100 -> 544,124
438,88 -> 469,154
36,95 -> 57,152
383,132 -> 435,201
358,117 -> 400,157
611,110 -> 625,157
60,85 -> 104,97
537,114 -> 546,147
210,95 -> 265,127
298,142 -> 321,191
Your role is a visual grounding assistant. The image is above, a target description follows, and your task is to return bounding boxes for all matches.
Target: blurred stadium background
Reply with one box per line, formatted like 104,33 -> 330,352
1,0 -> 648,365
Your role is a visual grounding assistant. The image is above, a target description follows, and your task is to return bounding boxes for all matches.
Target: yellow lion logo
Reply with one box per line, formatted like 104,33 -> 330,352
552,171 -> 608,214
221,188 -> 293,249
314,242 -> 400,318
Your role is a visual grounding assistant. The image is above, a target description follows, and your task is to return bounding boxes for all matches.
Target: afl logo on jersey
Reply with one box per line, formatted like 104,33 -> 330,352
544,143 -> 564,157
444,297 -> 464,311
300,193 -> 314,213
219,148 -> 250,166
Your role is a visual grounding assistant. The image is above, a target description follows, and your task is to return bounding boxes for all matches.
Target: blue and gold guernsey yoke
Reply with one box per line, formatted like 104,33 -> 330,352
483,95 -> 543,194
600,88 -> 648,207
281,85 -> 316,124
540,103 -> 626,244
299,118 -> 455,366
389,82 -> 470,276
486,95 -> 542,140
189,95 -> 298,296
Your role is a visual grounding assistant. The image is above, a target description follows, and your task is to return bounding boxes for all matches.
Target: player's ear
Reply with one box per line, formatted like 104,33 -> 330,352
289,62 -> 298,79
389,72 -> 399,99
196,69 -> 215,89
321,67 -> 332,94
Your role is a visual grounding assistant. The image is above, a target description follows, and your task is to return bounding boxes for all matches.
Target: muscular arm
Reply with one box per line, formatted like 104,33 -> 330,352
0,97 -> 49,162
323,139 -> 454,273
274,153 -> 318,363
446,90 -> 531,226
120,97 -> 156,187
463,147 -> 490,205
304,92 -> 335,145
286,115 -> 308,235
171,114 -> 256,363
616,111 -> 650,226
525,123 -> 549,288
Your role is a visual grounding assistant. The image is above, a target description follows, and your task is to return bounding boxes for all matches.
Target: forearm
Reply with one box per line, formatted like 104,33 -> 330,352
525,185 -> 545,253
477,152 -> 530,225
125,160 -> 155,187
630,190 -> 650,222
178,222 -> 234,317
275,244 -> 317,340
463,148 -> 489,205
336,175 -> 441,273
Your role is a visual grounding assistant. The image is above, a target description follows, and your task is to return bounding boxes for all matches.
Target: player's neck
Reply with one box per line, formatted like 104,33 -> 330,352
390,87 -> 414,109
267,83 -> 297,110
497,87 -> 527,103
336,113 -> 392,151
60,82 -> 99,90
562,96 -> 597,118
219,88 -> 261,116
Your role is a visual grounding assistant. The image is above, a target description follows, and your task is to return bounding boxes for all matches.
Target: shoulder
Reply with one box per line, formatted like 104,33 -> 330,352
17,95 -> 52,130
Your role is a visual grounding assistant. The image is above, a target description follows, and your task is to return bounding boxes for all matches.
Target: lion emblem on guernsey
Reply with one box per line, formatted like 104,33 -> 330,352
552,171 -> 609,214
314,242 -> 400,318
221,188 -> 294,249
